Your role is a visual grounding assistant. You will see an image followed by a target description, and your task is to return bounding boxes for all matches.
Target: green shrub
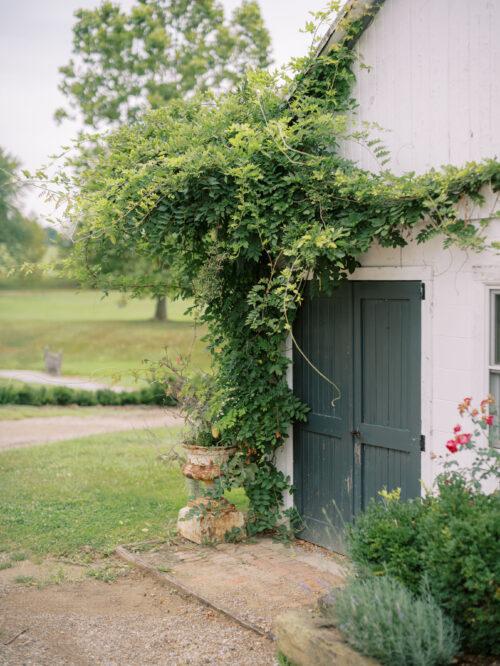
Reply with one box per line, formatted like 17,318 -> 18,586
95,389 -> 120,406
138,383 -> 176,406
41,387 -> 56,405
0,384 -> 18,404
419,478 -> 500,655
51,386 -> 74,405
138,387 -> 155,404
332,576 -> 460,666
348,494 -> 425,591
33,386 -> 50,405
17,384 -> 39,405
120,391 -> 139,405
74,390 -> 98,406
348,480 -> 500,655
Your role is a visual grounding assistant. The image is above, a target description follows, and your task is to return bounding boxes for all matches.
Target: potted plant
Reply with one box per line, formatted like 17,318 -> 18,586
148,353 -> 245,544
179,377 -> 236,495
173,366 -> 244,543
182,429 -> 236,487
153,353 -> 236,495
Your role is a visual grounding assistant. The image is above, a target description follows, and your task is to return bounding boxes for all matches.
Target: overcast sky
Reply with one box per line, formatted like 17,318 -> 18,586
0,0 -> 330,223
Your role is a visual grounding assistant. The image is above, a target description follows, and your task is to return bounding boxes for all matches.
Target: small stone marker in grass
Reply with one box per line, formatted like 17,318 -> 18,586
44,348 -> 62,376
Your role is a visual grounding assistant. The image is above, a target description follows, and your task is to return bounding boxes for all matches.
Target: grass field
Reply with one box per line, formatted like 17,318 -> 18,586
0,290 -> 211,384
0,427 -> 247,557
0,290 -> 194,322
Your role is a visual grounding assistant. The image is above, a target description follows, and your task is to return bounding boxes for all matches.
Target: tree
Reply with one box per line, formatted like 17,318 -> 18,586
56,0 -> 271,128
56,0 -> 271,319
0,148 -> 45,270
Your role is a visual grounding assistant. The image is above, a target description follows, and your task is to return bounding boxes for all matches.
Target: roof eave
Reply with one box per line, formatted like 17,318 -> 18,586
316,0 -> 386,56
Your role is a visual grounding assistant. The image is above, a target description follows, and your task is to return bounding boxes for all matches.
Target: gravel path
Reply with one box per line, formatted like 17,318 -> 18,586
0,408 -> 183,451
0,370 -> 130,392
0,570 -> 275,665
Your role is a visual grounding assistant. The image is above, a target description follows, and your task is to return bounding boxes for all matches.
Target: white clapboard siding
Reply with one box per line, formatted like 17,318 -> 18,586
342,0 -> 500,174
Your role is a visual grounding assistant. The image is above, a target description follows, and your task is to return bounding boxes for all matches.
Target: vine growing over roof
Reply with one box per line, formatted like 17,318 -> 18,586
57,3 -> 500,534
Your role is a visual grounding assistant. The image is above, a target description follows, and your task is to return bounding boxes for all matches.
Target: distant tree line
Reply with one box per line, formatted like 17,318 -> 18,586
0,148 -> 45,270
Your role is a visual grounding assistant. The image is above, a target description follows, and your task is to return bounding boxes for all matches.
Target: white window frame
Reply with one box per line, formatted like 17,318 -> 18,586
489,289 -> 500,445
489,290 -> 500,370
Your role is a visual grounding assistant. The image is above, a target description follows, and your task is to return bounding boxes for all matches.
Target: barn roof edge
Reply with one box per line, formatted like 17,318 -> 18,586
316,0 -> 387,56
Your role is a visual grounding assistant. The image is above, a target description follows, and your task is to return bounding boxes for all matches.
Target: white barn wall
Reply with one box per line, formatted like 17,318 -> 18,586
344,0 -> 500,488
344,0 -> 500,174
279,0 -> 500,497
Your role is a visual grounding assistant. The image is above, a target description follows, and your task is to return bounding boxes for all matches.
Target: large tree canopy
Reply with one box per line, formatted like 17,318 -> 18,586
56,0 -> 272,319
55,0 -> 272,128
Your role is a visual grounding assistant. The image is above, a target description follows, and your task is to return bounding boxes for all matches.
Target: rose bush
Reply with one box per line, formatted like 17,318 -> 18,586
442,396 -> 499,487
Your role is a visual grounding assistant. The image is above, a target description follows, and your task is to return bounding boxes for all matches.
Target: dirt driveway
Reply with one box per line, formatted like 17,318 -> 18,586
0,537 -> 347,665
0,565 -> 275,666
0,407 -> 183,451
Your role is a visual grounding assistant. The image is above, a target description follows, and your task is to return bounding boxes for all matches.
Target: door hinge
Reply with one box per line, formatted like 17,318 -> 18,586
420,434 -> 426,452
420,283 -> 425,300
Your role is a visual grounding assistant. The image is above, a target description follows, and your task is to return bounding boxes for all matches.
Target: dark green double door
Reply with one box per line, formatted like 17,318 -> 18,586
293,281 -> 421,552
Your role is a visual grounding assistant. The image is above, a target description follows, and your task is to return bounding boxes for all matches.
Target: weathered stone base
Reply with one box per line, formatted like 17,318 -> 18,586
177,499 -> 245,545
274,609 -> 380,666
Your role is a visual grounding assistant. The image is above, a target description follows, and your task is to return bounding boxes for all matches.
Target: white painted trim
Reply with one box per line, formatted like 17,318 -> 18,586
486,286 -> 500,397
420,276 -> 434,491
275,334 -> 294,510
348,266 -> 433,281
467,282 -> 498,419
472,266 -> 500,284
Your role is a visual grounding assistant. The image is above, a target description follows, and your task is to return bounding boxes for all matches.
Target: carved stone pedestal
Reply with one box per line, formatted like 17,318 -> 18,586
177,497 -> 245,545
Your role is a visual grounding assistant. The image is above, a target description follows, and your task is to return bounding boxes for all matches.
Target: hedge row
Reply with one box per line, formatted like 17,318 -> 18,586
0,382 -> 176,407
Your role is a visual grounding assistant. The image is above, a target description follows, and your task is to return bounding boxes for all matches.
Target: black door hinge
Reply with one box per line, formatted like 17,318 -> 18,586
420,434 -> 425,452
420,283 -> 425,300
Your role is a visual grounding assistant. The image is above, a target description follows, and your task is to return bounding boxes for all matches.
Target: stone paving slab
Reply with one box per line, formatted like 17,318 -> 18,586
119,538 -> 348,637
275,608 -> 380,666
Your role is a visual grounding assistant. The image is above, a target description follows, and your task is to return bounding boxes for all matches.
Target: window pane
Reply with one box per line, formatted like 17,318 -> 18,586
496,295 -> 500,365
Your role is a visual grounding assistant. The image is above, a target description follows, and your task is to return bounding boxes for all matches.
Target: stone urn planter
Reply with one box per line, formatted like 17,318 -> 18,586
177,444 -> 245,544
182,444 -> 237,485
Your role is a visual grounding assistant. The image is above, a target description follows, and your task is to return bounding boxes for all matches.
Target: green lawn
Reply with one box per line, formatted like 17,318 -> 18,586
0,427 -> 247,557
0,289 -> 195,322
0,289 -> 210,384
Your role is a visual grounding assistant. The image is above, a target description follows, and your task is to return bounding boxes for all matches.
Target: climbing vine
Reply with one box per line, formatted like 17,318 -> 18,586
60,6 -> 500,534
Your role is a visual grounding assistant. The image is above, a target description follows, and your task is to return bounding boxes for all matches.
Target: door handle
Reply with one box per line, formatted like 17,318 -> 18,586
351,429 -> 361,438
